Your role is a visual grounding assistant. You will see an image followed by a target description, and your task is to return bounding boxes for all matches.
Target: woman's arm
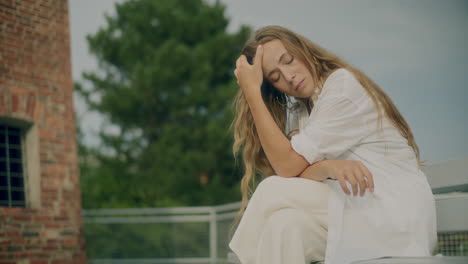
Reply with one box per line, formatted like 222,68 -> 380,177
245,91 -> 309,177
234,46 -> 309,177
298,161 -> 330,182
299,160 -> 375,196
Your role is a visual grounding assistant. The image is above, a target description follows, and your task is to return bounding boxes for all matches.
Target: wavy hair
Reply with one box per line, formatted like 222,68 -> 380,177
229,25 -> 420,237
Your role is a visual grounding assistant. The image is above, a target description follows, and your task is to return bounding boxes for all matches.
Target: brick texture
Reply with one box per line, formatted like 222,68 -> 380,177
0,0 -> 87,263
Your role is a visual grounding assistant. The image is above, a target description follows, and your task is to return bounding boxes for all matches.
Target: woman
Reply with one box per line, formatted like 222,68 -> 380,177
228,26 -> 437,264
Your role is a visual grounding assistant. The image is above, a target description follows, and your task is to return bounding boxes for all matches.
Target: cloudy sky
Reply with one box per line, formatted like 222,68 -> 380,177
69,0 -> 468,162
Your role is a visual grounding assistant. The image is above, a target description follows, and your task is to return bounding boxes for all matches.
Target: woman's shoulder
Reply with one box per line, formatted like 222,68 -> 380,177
327,68 -> 352,80
324,68 -> 354,82
320,68 -> 367,102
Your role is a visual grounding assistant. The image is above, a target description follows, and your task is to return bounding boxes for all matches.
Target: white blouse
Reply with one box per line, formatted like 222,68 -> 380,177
290,68 -> 437,264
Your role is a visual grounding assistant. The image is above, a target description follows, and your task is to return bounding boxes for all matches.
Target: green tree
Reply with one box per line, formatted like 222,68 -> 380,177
76,0 -> 250,209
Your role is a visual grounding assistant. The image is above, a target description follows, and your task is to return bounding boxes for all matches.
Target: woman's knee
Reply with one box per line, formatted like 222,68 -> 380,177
250,175 -> 329,213
254,175 -> 328,198
252,176 -> 284,198
265,208 -> 305,232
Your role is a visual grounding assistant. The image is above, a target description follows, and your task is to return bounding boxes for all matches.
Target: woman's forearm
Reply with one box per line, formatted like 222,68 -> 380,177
298,160 -> 330,181
245,90 -> 309,177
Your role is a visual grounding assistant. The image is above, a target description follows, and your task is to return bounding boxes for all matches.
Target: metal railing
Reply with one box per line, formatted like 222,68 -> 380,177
83,195 -> 468,264
83,202 -> 242,264
83,157 -> 468,263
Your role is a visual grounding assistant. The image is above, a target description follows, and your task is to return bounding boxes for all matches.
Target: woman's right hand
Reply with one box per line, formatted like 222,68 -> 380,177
234,45 -> 264,99
322,160 -> 374,196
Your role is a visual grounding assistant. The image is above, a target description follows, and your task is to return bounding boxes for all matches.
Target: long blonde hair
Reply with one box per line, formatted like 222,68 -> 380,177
229,25 -> 420,237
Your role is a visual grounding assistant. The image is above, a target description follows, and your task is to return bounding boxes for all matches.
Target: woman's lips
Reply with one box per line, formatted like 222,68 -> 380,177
295,79 -> 304,91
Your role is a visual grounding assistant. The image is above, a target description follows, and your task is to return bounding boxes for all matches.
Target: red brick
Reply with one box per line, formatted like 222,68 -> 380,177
52,260 -> 72,264
0,94 -> 6,113
39,129 -> 54,138
53,216 -> 68,221
10,238 -> 25,245
63,238 -> 76,245
0,239 -> 11,245
46,239 -> 59,244
1,207 -> 23,214
42,245 -> 59,251
1,0 -> 14,7
30,252 -> 50,259
26,91 -> 35,117
12,215 -> 32,221
3,223 -> 21,231
44,223 -> 60,229
11,93 -> 19,112
5,232 -> 20,237
33,216 -> 51,222
25,245 -> 40,250
31,261 -> 48,264
13,252 -> 30,259
0,0 -> 86,262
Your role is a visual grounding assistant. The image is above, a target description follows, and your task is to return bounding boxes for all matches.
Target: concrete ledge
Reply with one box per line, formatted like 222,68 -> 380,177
423,157 -> 468,194
435,192 -> 468,232
351,256 -> 468,264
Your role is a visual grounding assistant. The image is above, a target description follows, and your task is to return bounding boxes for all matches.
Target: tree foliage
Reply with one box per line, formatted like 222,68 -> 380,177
76,0 -> 251,208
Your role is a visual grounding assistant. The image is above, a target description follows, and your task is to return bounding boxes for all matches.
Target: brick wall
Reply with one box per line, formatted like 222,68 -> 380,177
0,0 -> 87,263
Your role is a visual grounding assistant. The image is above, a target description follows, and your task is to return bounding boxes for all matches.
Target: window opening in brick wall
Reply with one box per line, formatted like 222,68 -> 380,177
0,125 -> 26,207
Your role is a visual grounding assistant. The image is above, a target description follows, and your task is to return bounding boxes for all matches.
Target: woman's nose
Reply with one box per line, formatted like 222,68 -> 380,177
284,71 -> 296,83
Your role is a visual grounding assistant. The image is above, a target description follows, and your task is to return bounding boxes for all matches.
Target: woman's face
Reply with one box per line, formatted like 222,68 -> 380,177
261,39 -> 316,98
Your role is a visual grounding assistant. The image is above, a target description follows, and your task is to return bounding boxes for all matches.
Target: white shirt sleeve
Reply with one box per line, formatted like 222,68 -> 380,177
290,72 -> 375,164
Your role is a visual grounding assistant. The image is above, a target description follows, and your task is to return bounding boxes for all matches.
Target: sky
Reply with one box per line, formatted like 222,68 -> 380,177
68,0 -> 468,163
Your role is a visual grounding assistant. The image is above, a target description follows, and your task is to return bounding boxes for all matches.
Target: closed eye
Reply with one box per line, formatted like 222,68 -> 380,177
271,55 -> 294,83
272,73 -> 280,83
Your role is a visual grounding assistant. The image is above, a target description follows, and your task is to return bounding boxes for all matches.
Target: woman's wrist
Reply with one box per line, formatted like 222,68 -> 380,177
242,85 -> 262,103
298,160 -> 330,181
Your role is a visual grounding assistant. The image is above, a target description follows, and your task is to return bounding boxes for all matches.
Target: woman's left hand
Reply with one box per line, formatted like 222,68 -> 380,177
234,45 -> 264,98
299,160 -> 374,197
325,160 -> 375,196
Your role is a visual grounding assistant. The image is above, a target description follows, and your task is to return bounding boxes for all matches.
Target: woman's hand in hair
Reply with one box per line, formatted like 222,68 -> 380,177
234,45 -> 264,100
299,160 -> 374,196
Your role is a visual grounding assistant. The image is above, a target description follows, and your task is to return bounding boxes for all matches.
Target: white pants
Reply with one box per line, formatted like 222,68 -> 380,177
229,175 -> 330,264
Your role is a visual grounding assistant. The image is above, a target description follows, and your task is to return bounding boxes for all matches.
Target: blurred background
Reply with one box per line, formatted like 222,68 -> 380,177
68,0 -> 468,262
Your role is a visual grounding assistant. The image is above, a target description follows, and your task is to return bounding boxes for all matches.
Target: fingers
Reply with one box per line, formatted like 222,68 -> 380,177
236,45 -> 262,68
346,174 -> 358,196
360,162 -> 374,192
233,47 -> 263,90
345,173 -> 368,197
329,160 -> 375,197
233,69 -> 239,85
354,170 -> 368,197
233,57 -> 243,84
346,163 -> 371,197
235,45 -> 262,75
240,55 -> 248,64
235,56 -> 241,68
234,55 -> 249,77
253,45 -> 263,67
338,177 -> 351,196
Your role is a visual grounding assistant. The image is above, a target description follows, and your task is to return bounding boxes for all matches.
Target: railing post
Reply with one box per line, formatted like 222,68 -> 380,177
209,208 -> 218,264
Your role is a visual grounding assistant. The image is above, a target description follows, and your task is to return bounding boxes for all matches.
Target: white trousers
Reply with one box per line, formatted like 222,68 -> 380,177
229,175 -> 330,264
